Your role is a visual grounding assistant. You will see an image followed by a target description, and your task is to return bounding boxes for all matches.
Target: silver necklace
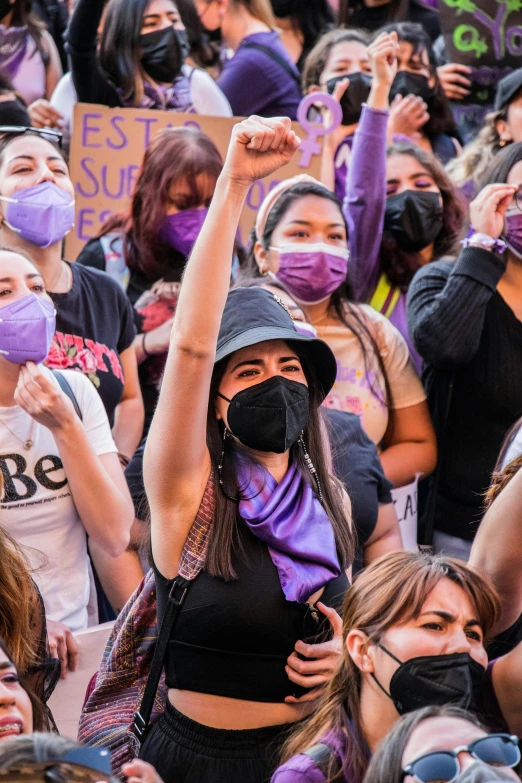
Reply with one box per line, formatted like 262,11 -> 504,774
0,417 -> 35,450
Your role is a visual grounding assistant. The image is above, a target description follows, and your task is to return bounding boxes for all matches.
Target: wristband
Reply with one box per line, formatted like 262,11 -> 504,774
461,232 -> 506,253
142,332 -> 152,358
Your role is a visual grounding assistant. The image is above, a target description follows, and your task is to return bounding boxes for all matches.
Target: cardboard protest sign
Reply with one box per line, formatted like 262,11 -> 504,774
439,0 -> 517,108
391,476 -> 419,552
66,99 -> 336,261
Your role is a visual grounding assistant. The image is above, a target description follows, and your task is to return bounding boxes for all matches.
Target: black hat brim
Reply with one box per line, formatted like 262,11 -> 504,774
215,325 -> 337,402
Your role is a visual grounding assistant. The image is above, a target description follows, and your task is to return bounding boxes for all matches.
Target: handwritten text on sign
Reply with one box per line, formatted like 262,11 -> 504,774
66,103 -> 332,261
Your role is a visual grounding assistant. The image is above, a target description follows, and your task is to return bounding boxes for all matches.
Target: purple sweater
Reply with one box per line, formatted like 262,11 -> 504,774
343,105 -> 422,372
217,31 -> 301,120
271,729 -> 350,783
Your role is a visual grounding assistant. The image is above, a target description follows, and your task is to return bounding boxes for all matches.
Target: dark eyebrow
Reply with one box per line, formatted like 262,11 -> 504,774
230,355 -> 300,372
0,273 -> 43,283
0,661 -> 15,671
419,610 -> 483,629
410,171 -> 433,179
9,154 -> 64,164
286,220 -> 345,228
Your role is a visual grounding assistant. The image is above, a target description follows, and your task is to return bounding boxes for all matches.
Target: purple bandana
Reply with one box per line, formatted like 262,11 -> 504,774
236,456 -> 341,603
0,24 -> 28,79
121,74 -> 194,111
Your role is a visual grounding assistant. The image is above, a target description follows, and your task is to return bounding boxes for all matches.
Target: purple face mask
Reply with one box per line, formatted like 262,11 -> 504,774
505,212 -> 522,258
271,242 -> 350,305
0,293 -> 56,365
160,208 -> 209,257
0,182 -> 75,248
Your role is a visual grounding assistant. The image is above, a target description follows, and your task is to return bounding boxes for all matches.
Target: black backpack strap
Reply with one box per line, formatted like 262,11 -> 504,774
51,370 -> 83,421
132,576 -> 191,743
240,42 -> 301,86
303,743 -> 343,781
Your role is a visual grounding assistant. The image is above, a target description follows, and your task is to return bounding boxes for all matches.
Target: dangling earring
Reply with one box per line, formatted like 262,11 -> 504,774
299,435 -> 323,503
499,138 -> 510,147
260,266 -> 269,277
218,428 -> 239,503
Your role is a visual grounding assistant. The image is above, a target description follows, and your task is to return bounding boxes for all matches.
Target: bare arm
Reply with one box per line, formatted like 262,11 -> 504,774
363,502 -> 403,565
112,345 -> 144,460
144,117 -> 301,578
469,467 -> 522,636
89,541 -> 144,614
491,642 -> 522,736
380,401 -> 437,487
15,364 -> 134,557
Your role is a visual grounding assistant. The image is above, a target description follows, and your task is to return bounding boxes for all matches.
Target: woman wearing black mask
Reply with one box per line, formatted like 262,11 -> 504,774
142,116 -> 355,783
67,0 -> 230,112
343,36 -> 465,371
383,23 -> 460,165
407,145 -> 522,558
273,551 -> 522,783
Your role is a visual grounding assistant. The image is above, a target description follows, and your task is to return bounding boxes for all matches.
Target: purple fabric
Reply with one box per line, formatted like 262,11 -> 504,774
217,32 -> 301,119
120,73 -> 194,111
0,293 -> 55,365
1,181 -> 75,248
275,243 -> 349,305
0,24 -> 28,78
237,456 -> 341,604
334,135 -> 354,206
160,208 -> 208,257
343,104 -> 422,372
271,729 -> 350,783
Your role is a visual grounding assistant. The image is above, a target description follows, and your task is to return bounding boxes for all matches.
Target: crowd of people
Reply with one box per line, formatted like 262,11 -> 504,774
0,0 -> 522,782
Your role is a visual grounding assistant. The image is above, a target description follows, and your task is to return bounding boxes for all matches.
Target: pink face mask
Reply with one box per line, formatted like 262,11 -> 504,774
270,242 -> 350,305
505,212 -> 522,258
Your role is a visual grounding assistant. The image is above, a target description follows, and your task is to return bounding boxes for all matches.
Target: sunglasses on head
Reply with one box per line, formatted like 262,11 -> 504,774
0,126 -> 63,149
402,734 -> 520,783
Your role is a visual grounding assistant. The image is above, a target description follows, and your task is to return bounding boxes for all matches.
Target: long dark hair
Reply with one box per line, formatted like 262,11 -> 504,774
100,0 -> 183,104
339,0 -> 427,27
382,143 -> 466,289
238,181 -> 394,414
205,351 -> 355,580
97,126 -> 223,280
272,0 -> 334,70
175,0 -> 221,68
281,552 -> 500,783
302,28 -> 369,92
0,638 -> 45,732
5,0 -> 46,56
380,22 -> 457,138
363,706 -> 485,783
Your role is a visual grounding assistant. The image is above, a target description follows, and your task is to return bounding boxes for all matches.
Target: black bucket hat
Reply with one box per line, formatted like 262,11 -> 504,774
495,68 -> 522,111
216,287 -> 337,401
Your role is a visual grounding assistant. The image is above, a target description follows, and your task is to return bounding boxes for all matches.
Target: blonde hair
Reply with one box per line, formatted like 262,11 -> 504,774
446,108 -> 508,189
281,551 -> 500,783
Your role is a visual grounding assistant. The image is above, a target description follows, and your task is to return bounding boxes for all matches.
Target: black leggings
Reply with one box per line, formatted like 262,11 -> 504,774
139,700 -> 296,783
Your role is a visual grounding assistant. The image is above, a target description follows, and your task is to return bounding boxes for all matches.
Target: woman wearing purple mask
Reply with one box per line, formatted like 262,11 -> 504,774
407,142 -> 522,557
77,126 -> 237,432
239,169 -> 436,490
0,128 -> 145,620
0,247 -> 133,674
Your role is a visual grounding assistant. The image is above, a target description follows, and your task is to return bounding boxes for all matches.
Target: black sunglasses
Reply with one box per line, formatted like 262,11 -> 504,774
0,126 -> 63,148
402,734 -> 520,783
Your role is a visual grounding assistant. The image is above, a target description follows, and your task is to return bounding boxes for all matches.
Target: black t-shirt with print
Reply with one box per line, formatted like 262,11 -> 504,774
46,262 -> 136,426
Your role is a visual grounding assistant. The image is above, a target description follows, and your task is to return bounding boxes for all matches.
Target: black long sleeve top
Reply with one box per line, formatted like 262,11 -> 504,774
407,247 -> 522,540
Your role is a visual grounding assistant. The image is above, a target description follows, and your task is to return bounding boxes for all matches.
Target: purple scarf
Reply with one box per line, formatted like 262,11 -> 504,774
0,24 -> 28,79
121,74 -> 194,111
236,456 -> 341,604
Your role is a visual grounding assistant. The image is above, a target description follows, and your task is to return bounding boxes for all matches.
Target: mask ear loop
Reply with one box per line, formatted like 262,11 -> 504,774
218,428 -> 239,504
298,435 -> 323,502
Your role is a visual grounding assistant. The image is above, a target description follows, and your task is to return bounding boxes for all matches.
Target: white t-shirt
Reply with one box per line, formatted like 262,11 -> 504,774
0,369 -> 117,631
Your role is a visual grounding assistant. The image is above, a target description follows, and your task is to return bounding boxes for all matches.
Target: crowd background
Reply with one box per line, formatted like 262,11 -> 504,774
1,0 -> 522,782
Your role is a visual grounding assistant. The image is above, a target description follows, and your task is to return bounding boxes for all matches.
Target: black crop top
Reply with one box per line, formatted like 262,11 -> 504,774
154,521 -> 349,703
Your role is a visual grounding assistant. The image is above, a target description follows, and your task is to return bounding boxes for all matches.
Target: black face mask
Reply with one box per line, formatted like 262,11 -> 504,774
326,73 -> 373,126
139,26 -> 184,84
218,375 -> 309,454
384,190 -> 443,252
372,644 -> 486,716
389,70 -> 434,104
0,99 -> 30,126
270,0 -> 296,17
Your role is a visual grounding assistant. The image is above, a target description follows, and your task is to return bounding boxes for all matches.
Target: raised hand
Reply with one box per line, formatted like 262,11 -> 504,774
15,363 -> 78,432
368,31 -> 399,89
437,63 -> 472,101
470,183 -> 518,241
388,94 -> 430,140
221,116 -> 301,188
